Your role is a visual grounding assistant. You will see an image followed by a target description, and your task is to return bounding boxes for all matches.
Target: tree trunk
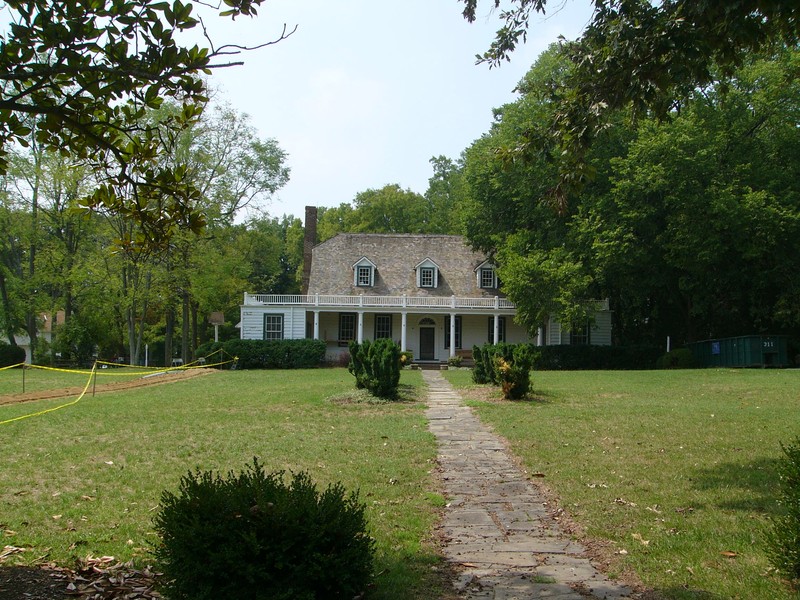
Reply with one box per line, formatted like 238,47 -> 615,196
165,305 -> 174,367
181,290 -> 189,364
191,300 -> 199,359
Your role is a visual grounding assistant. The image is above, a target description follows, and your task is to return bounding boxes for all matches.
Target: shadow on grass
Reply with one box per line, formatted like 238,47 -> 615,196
690,456 -> 781,514
327,383 -> 422,404
371,551 -> 460,600
655,586 -> 728,600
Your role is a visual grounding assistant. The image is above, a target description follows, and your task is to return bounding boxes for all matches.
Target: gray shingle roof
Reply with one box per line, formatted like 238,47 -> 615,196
307,234 -> 501,298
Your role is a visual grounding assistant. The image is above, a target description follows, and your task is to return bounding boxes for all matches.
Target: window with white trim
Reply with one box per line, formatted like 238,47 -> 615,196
480,267 -> 497,289
263,314 -> 284,340
374,314 -> 392,339
570,322 -> 590,346
339,313 -> 356,345
444,316 -> 462,349
356,266 -> 373,287
487,316 -> 506,343
419,267 -> 435,288
415,258 -> 439,288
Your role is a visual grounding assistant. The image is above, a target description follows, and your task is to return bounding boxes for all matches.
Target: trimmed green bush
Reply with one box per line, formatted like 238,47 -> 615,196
198,339 -> 326,370
399,350 -> 414,368
495,344 -> 535,400
153,458 -> 375,600
0,341 -> 26,367
348,339 -> 401,399
348,339 -> 370,389
656,347 -> 695,369
472,344 -> 489,384
767,438 -> 800,586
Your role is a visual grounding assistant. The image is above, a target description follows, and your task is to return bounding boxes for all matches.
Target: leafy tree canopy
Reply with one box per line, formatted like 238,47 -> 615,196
0,0 -> 291,247
461,0 -> 800,206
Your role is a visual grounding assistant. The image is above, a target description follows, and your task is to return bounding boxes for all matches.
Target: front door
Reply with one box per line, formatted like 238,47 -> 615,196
419,327 -> 435,360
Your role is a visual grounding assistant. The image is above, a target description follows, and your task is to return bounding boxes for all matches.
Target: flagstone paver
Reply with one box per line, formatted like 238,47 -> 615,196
423,370 -> 634,600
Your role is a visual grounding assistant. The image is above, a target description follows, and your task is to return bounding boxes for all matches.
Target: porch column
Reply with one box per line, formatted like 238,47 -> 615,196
493,313 -> 500,345
313,311 -> 320,340
357,311 -> 364,343
449,312 -> 457,358
401,312 -> 408,351
537,326 -> 544,347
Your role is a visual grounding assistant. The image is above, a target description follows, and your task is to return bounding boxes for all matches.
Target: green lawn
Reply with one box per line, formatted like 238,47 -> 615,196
444,368 -> 800,600
0,368 -> 451,599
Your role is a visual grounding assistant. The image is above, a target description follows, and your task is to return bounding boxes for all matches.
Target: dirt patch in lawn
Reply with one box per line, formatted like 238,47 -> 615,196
0,368 -> 215,407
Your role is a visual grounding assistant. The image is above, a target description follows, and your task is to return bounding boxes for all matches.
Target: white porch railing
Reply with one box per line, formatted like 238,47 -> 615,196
243,293 -> 516,311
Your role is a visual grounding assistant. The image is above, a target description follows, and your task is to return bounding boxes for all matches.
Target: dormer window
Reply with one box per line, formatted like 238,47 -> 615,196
476,260 -> 498,289
352,257 -> 376,287
414,258 -> 439,288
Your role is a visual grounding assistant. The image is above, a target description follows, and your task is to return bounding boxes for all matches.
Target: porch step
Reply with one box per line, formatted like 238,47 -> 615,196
413,361 -> 446,370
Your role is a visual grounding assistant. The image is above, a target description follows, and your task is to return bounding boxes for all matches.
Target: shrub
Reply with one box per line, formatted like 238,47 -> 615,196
153,458 -> 375,600
472,345 -> 489,384
348,339 -> 370,390
447,355 -> 462,368
0,341 -> 26,367
767,438 -> 800,585
215,339 -> 326,370
399,350 -> 414,368
531,344 -> 662,370
348,339 -> 401,399
493,344 -> 535,400
657,348 -> 695,369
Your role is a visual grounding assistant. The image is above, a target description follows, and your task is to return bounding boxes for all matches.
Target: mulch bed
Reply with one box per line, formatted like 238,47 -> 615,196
0,556 -> 163,599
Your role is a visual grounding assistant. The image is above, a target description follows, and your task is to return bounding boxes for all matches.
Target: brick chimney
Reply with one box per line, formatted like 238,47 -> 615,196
301,206 -> 318,294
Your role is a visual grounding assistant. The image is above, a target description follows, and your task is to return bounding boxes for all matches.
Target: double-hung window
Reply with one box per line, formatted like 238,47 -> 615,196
263,314 -> 284,340
356,266 -> 372,287
480,268 -> 497,289
352,257 -> 376,287
339,313 -> 356,345
419,267 -> 435,288
374,314 -> 392,339
570,322 -> 590,346
415,258 -> 439,289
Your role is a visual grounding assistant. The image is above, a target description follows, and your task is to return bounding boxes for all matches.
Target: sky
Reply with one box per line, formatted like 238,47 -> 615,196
189,1 -> 593,220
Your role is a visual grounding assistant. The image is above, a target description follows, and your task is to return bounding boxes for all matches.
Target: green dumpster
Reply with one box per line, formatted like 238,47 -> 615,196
688,335 -> 789,367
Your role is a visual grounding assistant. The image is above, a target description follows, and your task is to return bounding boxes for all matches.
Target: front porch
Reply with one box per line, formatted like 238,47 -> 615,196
240,293 -> 534,362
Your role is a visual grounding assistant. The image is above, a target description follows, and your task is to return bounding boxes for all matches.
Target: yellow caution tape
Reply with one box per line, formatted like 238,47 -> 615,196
0,363 -> 97,426
0,362 -> 25,371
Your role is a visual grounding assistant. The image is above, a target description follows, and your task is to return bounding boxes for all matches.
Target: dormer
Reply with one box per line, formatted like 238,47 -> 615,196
414,258 -> 440,289
352,256 -> 376,287
475,260 -> 498,289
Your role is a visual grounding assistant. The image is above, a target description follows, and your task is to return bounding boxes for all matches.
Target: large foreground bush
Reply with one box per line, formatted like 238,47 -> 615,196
153,459 -> 375,600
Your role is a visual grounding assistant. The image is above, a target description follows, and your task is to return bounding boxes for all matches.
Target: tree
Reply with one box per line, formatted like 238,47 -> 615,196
0,0 -> 292,246
423,156 -> 467,235
460,0 -> 800,205
461,45 -> 800,344
349,184 -> 427,234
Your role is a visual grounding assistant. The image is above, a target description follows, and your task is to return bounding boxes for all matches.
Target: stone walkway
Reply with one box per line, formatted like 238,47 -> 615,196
423,370 -> 634,600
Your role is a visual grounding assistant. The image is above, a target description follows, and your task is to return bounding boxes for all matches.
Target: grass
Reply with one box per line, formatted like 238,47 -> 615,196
0,364 -> 175,397
0,367 -> 452,599
443,368 -> 800,600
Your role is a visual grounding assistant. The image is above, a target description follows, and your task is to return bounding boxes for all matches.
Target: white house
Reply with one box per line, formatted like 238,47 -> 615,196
239,207 -> 612,363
